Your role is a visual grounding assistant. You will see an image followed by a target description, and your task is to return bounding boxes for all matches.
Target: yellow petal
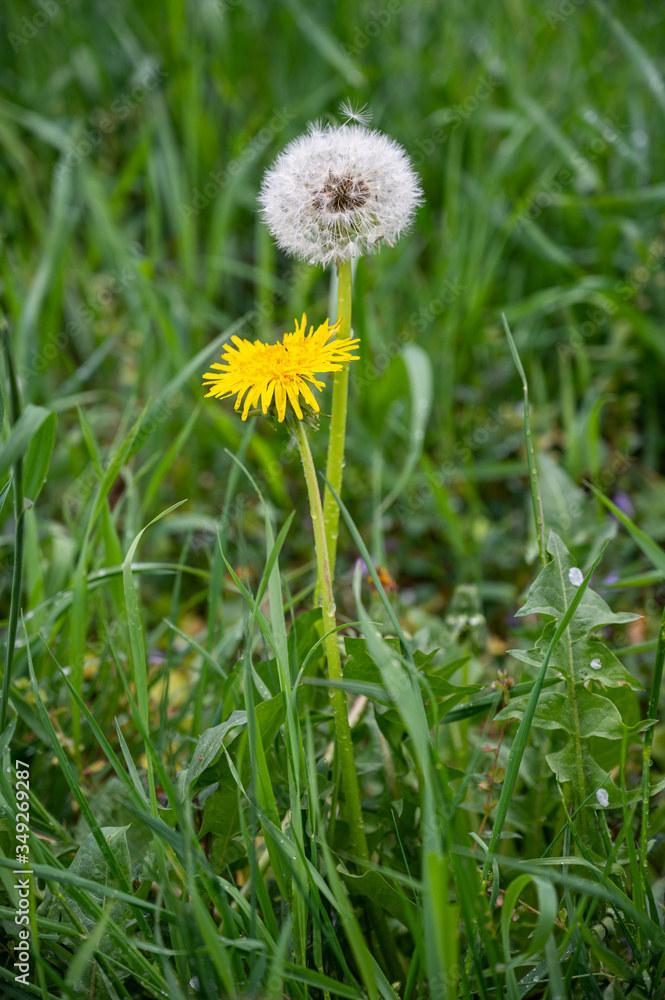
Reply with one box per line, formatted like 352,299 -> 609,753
286,382 -> 303,420
275,381 -> 287,422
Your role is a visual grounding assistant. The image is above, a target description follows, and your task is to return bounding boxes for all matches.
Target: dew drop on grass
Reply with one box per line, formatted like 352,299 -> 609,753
568,567 -> 584,587
590,658 -> 602,670
327,602 -> 336,616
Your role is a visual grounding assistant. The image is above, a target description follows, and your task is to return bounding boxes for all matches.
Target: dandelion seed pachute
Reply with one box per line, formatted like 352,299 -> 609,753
202,313 -> 360,422
258,123 -> 423,267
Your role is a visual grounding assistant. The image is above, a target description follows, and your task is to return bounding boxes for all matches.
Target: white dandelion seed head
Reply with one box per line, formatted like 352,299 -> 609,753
258,121 -> 424,268
338,98 -> 373,126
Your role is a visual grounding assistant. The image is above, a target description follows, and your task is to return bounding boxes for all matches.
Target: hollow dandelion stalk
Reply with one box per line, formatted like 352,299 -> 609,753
320,258 -> 353,590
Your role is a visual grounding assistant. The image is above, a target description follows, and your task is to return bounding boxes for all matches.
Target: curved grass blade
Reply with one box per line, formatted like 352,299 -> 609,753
502,313 -> 546,567
122,499 -> 187,814
374,343 -> 433,517
587,481 -> 665,574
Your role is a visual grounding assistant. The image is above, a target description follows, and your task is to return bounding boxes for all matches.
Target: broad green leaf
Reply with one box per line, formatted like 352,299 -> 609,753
38,827 -> 133,1000
288,607 -> 324,674
509,625 -> 641,690
545,739 -> 625,808
344,635 -> 479,714
504,532 -> 645,829
340,869 -> 418,928
179,710 -> 248,795
517,532 -> 639,637
486,536 -> 621,870
199,694 -> 286,860
343,635 -> 401,687
496,686 -> 644,740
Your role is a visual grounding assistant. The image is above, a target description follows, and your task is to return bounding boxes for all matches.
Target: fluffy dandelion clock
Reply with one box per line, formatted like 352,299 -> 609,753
202,314 -> 360,423
258,119 -> 424,267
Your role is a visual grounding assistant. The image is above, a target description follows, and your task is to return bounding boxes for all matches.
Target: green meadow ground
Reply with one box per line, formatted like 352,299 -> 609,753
2,0 -> 665,996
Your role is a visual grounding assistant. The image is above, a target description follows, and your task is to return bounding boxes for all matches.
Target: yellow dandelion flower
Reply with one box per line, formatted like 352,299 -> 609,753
202,314 -> 360,423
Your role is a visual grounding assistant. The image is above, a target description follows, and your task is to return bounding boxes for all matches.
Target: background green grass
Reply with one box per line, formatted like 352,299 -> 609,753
2,0 -> 665,997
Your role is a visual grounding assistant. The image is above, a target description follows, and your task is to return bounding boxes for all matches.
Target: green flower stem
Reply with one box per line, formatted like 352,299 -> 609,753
1,325 -> 25,734
294,417 -> 368,863
320,258 -> 353,592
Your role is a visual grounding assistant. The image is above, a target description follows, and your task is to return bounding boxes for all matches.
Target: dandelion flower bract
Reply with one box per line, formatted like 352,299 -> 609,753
202,314 -> 360,422
258,122 -> 423,267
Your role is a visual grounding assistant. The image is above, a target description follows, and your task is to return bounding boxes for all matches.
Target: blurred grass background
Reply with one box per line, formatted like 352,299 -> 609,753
2,0 -> 665,992
2,0 -> 665,624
